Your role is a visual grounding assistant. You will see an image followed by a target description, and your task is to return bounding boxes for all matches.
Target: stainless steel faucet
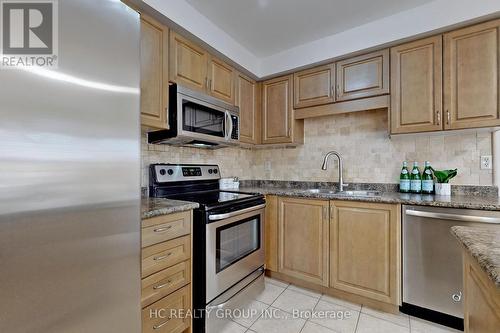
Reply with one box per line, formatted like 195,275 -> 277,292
322,151 -> 349,192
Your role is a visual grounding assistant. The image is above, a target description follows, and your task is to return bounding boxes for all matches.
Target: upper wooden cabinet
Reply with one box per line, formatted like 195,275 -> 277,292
169,32 -> 208,92
278,197 -> 329,286
262,75 -> 304,144
208,56 -> 236,104
170,32 -> 236,104
444,19 -> 500,130
336,49 -> 389,102
330,201 -> 400,305
140,15 -> 169,129
293,64 -> 335,109
236,73 -> 260,144
390,36 -> 443,134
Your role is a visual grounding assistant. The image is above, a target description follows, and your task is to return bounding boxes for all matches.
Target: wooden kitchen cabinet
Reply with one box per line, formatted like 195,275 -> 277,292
169,31 -> 209,92
141,210 -> 193,331
444,19 -> 500,130
278,197 -> 329,286
208,56 -> 236,104
463,252 -> 500,333
265,195 -> 278,272
336,49 -> 389,102
262,75 -> 304,145
330,201 -> 400,305
140,14 -> 169,129
390,36 -> 443,134
236,73 -> 260,144
293,63 -> 335,109
170,31 -> 236,105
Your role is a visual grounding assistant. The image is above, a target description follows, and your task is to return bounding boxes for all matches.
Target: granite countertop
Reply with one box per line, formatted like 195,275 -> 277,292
451,226 -> 500,288
238,185 -> 500,211
141,197 -> 199,219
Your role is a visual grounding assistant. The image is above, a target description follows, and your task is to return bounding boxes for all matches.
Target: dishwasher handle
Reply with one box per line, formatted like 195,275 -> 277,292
405,209 -> 500,224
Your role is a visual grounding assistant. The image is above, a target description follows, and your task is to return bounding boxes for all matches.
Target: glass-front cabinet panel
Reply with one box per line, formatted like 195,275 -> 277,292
216,216 -> 261,272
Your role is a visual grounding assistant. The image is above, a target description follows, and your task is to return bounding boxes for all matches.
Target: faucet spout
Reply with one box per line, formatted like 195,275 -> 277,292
321,151 -> 348,191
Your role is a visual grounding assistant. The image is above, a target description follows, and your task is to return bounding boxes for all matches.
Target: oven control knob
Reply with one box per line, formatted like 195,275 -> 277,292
208,169 -> 213,174
159,169 -> 166,176
213,169 -> 218,174
167,169 -> 174,176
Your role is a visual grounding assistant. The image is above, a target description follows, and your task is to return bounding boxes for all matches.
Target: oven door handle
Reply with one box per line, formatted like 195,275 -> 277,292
208,204 -> 265,221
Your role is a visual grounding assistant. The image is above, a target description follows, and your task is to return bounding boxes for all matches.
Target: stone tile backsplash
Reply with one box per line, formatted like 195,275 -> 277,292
142,109 -> 493,187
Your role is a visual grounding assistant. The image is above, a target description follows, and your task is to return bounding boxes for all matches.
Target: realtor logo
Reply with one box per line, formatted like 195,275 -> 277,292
1,0 -> 58,68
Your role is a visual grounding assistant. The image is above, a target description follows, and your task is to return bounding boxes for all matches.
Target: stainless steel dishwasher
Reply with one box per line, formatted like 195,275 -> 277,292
401,205 -> 500,330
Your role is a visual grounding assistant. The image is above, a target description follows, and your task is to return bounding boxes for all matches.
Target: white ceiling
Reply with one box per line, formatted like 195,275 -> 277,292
145,0 -> 500,77
184,0 -> 435,57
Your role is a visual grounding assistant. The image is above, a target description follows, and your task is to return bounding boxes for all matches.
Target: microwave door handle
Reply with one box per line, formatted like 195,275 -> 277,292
224,111 -> 232,140
227,111 -> 233,140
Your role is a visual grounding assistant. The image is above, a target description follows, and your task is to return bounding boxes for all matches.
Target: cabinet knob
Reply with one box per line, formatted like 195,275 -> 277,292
436,110 -> 441,125
446,110 -> 450,125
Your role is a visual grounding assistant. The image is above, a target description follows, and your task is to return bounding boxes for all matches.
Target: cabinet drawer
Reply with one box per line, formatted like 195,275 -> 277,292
142,211 -> 191,248
142,235 -> 191,278
142,260 -> 191,308
142,285 -> 191,333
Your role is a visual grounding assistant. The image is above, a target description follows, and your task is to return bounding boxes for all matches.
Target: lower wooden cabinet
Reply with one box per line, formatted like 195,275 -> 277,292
265,196 -> 401,310
265,195 -> 278,272
141,211 -> 193,333
142,285 -> 191,333
330,201 -> 400,305
277,197 -> 329,286
463,252 -> 500,333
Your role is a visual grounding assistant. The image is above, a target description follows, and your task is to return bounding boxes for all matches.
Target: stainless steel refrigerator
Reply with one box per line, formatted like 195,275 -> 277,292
0,0 -> 141,332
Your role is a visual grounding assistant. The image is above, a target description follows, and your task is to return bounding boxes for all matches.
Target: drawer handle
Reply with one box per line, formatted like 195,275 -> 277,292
153,225 -> 172,233
153,280 -> 172,290
153,253 -> 172,261
153,318 -> 171,330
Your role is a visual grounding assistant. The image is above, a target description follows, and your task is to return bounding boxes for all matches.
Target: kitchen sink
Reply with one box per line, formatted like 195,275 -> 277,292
339,190 -> 381,197
306,189 -> 337,194
305,189 -> 380,197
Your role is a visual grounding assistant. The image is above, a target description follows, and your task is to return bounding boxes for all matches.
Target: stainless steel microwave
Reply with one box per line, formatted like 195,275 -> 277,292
147,84 -> 240,148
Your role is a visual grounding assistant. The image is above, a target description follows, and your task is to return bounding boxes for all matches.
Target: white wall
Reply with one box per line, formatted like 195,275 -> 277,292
145,0 -> 500,77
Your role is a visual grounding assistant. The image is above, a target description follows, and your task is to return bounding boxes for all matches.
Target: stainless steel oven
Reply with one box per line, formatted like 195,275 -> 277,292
206,204 -> 265,303
148,84 -> 240,148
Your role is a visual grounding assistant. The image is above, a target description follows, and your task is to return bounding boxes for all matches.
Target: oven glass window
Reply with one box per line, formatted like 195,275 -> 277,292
216,216 -> 260,273
182,100 -> 225,137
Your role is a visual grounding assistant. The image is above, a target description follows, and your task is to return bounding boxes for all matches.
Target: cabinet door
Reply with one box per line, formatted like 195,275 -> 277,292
464,253 -> 500,333
140,15 -> 169,129
278,197 -> 329,286
265,195 -> 278,272
169,32 -> 208,92
330,201 -> 400,305
237,73 -> 260,144
336,49 -> 389,102
208,56 -> 235,104
444,19 -> 500,130
262,75 -> 294,144
390,36 -> 443,134
293,64 -> 335,108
